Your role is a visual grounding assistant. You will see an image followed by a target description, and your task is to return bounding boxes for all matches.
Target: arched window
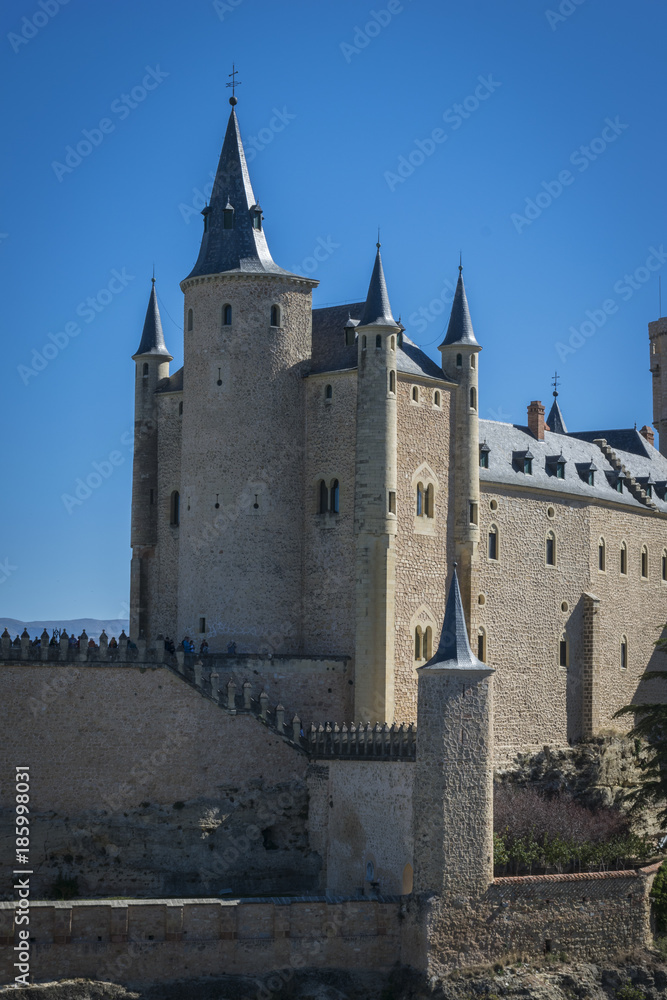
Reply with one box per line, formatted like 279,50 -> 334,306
662,550 -> 667,582
270,305 -> 281,327
390,336 -> 395,351
318,480 -> 328,514
362,335 -> 367,351
425,484 -> 434,519
434,391 -> 441,407
471,355 -> 476,369
416,483 -> 424,517
414,626 -> 423,661
470,386 -> 477,411
178,401 -> 183,416
375,334 -> 382,349
222,304 -> 232,326
325,384 -> 333,400
546,531 -> 556,566
620,541 -> 627,576
389,370 -> 396,394
641,545 -> 649,579
620,635 -> 628,670
598,537 -> 606,572
142,362 -> 149,380
559,633 -> 568,667
330,479 -> 340,514
412,386 -> 419,402
488,525 -> 499,561
477,627 -> 486,662
187,308 -> 193,332
170,491 -> 180,527
424,626 -> 433,660
456,353 -> 462,367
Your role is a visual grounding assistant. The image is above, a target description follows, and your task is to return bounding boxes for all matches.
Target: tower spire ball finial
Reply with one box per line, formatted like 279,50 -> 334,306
552,370 -> 560,398
227,63 -> 241,106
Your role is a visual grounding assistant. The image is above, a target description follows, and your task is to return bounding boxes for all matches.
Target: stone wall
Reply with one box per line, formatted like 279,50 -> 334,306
0,896 -> 402,986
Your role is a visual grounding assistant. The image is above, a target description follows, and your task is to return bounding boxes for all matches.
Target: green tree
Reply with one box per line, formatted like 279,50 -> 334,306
614,629 -> 667,824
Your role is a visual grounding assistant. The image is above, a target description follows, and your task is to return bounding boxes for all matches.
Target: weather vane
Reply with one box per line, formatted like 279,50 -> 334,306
227,64 -> 241,105
552,371 -> 560,397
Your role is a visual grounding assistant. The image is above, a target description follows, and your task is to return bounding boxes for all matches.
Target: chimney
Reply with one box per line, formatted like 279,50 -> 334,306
527,400 -> 546,441
639,425 -> 655,447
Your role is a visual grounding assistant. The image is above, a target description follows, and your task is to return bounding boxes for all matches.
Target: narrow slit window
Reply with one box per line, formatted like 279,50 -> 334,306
270,305 -> 281,327
559,636 -> 568,667
318,480 -> 328,514
456,353 -> 462,367
362,335 -> 367,351
477,628 -> 486,662
434,390 -> 441,407
414,627 -> 422,661
375,334 -> 382,349
470,387 -> 477,411
412,386 -> 419,402
416,483 -> 424,516
330,479 -> 340,514
199,617 -> 206,634
170,491 -> 180,527
488,525 -> 498,561
469,501 -> 478,525
325,384 -> 333,400
598,538 -> 606,571
620,542 -> 627,575
641,546 -> 648,579
662,550 -> 667,582
187,308 -> 193,332
620,636 -> 628,669
388,491 -> 396,514
424,626 -> 433,660
389,370 -> 396,394
222,304 -> 232,326
426,485 -> 435,519
546,532 -> 556,566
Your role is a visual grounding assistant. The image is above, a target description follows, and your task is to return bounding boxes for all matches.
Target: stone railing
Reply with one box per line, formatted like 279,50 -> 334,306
0,630 -> 414,761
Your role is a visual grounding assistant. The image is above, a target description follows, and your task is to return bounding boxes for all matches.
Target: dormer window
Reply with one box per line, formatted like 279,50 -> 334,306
345,320 -> 357,346
576,461 -> 597,486
524,457 -> 533,475
479,442 -> 490,469
616,477 -> 623,493
547,454 -> 566,479
223,200 -> 234,230
512,450 -> 533,475
588,470 -> 595,486
202,205 -> 211,232
252,204 -> 263,230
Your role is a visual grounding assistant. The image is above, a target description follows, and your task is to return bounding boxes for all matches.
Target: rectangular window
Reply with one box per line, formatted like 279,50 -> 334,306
149,489 -> 154,505
546,537 -> 555,565
388,491 -> 396,514
199,617 -> 206,634
480,451 -> 489,469
488,530 -> 498,561
477,634 -> 485,662
524,458 -> 532,475
469,502 -> 478,526
621,547 -> 627,575
556,462 -> 565,479
587,471 -> 595,486
559,640 -> 568,667
663,554 -> 667,581
621,642 -> 627,669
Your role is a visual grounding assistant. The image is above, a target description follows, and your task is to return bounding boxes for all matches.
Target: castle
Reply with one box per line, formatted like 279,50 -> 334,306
130,94 -> 667,756
1,93 -> 667,989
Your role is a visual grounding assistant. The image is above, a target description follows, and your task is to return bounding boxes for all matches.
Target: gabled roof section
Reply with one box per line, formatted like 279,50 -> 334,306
440,268 -> 478,348
358,246 -> 399,328
185,107 -> 309,281
133,279 -> 172,359
546,397 -> 567,434
421,567 -> 492,673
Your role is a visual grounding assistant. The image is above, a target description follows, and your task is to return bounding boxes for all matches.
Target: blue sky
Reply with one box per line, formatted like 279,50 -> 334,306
2,0 -> 666,620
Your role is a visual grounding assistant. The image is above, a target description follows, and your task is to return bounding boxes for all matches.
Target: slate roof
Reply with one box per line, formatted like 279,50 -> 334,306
310,303 -> 447,380
546,397 -> 567,434
440,269 -> 478,348
571,428 -> 650,457
185,108 -> 309,282
156,367 -> 183,394
358,247 -> 399,328
422,567 -> 492,672
479,419 -> 667,513
134,280 -> 172,359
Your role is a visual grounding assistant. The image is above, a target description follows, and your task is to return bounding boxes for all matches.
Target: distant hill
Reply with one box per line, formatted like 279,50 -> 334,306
0,618 -> 130,641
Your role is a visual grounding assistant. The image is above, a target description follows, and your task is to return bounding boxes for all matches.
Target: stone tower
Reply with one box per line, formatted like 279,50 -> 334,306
353,246 -> 400,723
438,268 -> 481,627
649,314 -> 667,457
175,100 -> 318,650
130,279 -> 172,638
412,566 -> 494,898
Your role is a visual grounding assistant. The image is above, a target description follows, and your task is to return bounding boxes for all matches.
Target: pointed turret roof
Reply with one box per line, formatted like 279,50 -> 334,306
133,279 -> 172,359
546,397 -> 567,434
440,267 -> 479,348
358,245 -> 399,328
421,567 -> 492,673
185,106 -> 303,281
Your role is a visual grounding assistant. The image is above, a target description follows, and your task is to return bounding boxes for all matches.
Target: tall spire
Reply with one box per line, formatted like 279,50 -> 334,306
440,266 -> 478,348
133,278 -> 172,359
422,566 -> 489,672
546,373 -> 567,433
186,104 -> 298,280
358,242 -> 399,328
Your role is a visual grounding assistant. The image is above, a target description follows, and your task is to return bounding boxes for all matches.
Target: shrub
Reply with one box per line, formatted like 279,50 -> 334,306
50,872 -> 79,900
651,861 -> 667,932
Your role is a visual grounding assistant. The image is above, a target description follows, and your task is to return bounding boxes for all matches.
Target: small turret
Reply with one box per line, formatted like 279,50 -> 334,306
353,243 -> 400,723
438,265 -> 481,629
130,278 -> 171,640
413,566 -> 494,898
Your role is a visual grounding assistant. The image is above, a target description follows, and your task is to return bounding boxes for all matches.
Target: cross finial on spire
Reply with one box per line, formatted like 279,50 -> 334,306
552,371 -> 560,398
227,64 -> 241,105
152,263 -> 155,284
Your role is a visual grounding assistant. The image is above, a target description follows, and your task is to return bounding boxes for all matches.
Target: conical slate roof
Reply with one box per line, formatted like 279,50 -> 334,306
133,279 -> 172,359
547,397 -> 567,434
440,268 -> 478,348
421,567 -> 492,673
358,246 -> 399,328
185,107 -> 302,280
